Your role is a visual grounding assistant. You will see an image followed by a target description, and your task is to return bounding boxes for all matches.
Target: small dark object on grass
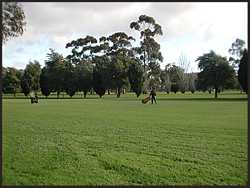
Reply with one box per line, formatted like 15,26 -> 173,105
30,91 -> 39,104
30,97 -> 38,104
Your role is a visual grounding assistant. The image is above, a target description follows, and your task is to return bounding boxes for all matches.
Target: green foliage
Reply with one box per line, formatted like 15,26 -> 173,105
75,61 -> 93,98
92,56 -> 109,98
107,32 -> 135,97
196,51 -> 235,98
169,65 -> 184,93
171,83 -> 179,93
107,32 -> 135,57
39,68 -> 51,97
130,15 -> 163,38
98,36 -> 110,55
20,78 -> 30,96
66,35 -> 98,63
128,59 -> 144,97
130,15 -> 163,92
20,60 -> 41,96
196,73 -> 207,92
148,78 -> 159,91
2,2 -> 26,43
44,49 -> 66,98
148,61 -> 161,78
238,49 -> 248,93
159,64 -> 186,94
110,55 -> 130,98
65,32 -> 136,98
2,67 -> 22,96
64,61 -> 78,97
93,71 -> 106,98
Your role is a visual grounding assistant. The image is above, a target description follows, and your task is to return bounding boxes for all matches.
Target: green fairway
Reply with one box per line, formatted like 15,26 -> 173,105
3,92 -> 248,185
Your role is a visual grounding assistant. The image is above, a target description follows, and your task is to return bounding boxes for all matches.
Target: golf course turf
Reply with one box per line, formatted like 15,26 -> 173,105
3,91 -> 248,185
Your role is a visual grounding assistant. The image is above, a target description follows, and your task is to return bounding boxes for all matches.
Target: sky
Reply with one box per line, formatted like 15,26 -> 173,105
2,2 -> 248,72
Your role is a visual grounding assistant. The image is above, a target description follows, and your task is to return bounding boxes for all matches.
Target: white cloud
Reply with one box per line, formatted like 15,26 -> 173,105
2,2 -> 247,72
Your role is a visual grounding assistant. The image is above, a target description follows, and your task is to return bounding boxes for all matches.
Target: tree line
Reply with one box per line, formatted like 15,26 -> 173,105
2,13 -> 248,99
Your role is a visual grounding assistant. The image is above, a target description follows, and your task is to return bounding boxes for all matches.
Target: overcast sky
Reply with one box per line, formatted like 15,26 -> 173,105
2,2 -> 248,72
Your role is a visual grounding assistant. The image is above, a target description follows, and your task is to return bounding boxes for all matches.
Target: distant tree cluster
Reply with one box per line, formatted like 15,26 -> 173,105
159,62 -> 197,94
2,67 -> 23,96
38,45 -> 144,98
2,11 -> 246,99
196,51 -> 236,98
3,15 -> 161,98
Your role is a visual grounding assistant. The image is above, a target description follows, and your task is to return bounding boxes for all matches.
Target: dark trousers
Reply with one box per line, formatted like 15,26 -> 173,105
151,96 -> 157,104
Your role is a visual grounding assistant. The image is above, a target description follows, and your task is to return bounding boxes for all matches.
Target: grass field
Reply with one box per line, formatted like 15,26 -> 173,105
3,91 -> 248,185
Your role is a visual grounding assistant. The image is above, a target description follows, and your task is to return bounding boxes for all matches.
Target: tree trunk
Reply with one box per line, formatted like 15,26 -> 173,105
108,89 -> 111,95
143,54 -> 146,72
57,91 -> 60,99
84,91 -> 87,99
143,37 -> 146,72
215,88 -> 218,99
117,88 -> 121,98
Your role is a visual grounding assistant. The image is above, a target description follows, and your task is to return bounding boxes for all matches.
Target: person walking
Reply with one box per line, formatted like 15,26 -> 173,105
150,88 -> 157,104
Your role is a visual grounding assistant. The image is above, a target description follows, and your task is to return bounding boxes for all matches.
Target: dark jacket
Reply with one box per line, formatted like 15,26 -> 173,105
150,90 -> 156,97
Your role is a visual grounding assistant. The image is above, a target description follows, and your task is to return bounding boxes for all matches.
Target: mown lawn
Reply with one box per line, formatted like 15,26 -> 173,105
2,91 -> 248,185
